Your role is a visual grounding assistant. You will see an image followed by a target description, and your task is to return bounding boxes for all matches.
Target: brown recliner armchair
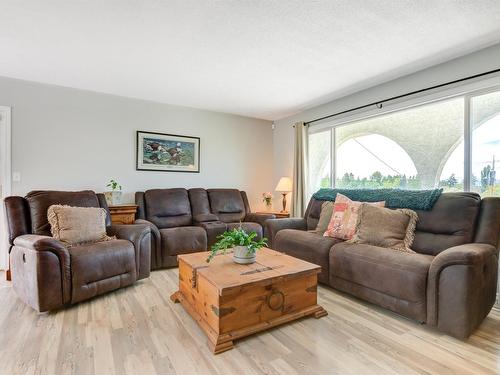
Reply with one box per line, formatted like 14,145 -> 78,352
4,190 -> 151,312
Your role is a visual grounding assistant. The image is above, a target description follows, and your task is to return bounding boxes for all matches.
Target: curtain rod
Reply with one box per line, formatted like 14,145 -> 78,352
304,67 -> 500,125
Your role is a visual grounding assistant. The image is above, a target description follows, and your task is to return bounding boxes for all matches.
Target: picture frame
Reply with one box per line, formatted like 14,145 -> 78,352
136,131 -> 200,173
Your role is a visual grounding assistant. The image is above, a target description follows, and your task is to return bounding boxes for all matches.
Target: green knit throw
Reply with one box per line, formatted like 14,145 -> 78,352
312,188 -> 443,211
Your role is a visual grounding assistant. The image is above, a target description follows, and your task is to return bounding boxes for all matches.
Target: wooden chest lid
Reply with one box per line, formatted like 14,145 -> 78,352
178,248 -> 321,296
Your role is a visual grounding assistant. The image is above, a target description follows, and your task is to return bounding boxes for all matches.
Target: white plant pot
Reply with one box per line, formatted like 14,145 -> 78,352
233,245 -> 256,264
104,191 -> 122,205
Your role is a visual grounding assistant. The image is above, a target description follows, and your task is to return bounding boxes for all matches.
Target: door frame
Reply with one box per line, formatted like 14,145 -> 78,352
0,106 -> 12,272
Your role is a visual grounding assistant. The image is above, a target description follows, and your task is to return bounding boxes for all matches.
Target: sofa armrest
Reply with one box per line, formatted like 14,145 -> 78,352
245,213 -> 276,228
107,224 -> 151,280
264,218 -> 307,249
134,219 -> 159,236
12,234 -> 71,308
195,221 -> 228,247
427,243 -> 498,338
14,234 -> 67,252
134,219 -> 161,270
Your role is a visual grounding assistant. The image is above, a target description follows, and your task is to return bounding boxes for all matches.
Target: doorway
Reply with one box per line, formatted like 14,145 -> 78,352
0,106 -> 11,271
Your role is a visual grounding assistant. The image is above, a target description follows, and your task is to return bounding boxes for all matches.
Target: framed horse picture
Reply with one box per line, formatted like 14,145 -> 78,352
136,131 -> 200,172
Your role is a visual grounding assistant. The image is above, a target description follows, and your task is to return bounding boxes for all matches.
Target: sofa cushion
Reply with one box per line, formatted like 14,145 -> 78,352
330,242 -> 433,320
474,197 -> 500,246
207,189 -> 246,223
69,239 -> 136,303
274,229 -> 342,284
197,221 -> 227,246
26,190 -> 100,236
188,188 -> 212,217
159,226 -> 207,256
144,188 -> 192,229
227,222 -> 263,239
413,192 -> 481,255
4,196 -> 32,245
305,198 -> 323,230
47,205 -> 112,246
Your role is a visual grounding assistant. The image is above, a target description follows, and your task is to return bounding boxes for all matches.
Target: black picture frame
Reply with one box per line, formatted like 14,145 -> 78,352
136,130 -> 200,173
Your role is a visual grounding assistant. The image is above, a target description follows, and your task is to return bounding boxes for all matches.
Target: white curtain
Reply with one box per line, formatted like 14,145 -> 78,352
292,121 -> 308,217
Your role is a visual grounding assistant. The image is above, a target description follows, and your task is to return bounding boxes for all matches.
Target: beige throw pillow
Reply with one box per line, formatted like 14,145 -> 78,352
47,205 -> 114,246
315,201 -> 334,234
349,204 -> 418,253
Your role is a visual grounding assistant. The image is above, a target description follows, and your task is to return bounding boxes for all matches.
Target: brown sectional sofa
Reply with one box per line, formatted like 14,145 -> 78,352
135,188 -> 275,269
265,192 -> 500,338
4,190 -> 152,312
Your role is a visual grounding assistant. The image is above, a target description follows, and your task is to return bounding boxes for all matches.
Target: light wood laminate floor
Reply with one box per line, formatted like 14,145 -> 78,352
1,269 -> 500,375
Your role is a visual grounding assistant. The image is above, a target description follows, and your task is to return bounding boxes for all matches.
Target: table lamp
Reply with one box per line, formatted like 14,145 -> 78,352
275,177 -> 292,213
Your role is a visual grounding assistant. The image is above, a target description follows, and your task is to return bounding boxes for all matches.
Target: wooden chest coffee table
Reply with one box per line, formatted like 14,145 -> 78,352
170,248 -> 327,354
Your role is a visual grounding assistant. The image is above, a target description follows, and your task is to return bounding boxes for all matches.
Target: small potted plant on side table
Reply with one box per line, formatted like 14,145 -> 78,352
104,179 -> 122,205
207,227 -> 267,264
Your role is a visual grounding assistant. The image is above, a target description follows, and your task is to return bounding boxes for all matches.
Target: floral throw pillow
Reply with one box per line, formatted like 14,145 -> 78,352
323,193 -> 385,240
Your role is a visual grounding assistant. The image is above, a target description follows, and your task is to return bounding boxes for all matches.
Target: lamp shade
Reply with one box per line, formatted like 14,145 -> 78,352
275,177 -> 293,192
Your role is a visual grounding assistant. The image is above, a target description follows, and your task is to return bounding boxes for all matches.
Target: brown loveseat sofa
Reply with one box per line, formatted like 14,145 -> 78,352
4,190 -> 151,312
135,188 -> 274,269
265,192 -> 500,338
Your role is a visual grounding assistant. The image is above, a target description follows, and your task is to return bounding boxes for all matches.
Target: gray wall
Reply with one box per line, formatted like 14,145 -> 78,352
273,42 -> 500,210
0,76 -> 273,209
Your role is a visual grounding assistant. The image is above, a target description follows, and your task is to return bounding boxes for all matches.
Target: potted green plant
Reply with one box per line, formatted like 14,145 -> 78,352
104,179 -> 122,205
207,227 -> 267,264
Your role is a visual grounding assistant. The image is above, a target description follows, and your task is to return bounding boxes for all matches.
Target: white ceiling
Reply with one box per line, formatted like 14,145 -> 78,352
2,1 -> 500,120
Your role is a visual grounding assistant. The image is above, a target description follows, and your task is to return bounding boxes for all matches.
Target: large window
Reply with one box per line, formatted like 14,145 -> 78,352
336,134 -> 418,189
471,90 -> 500,197
308,87 -> 500,198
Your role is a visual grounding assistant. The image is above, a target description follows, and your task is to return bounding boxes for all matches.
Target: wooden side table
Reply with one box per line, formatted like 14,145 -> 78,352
108,204 -> 138,225
256,211 -> 290,218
